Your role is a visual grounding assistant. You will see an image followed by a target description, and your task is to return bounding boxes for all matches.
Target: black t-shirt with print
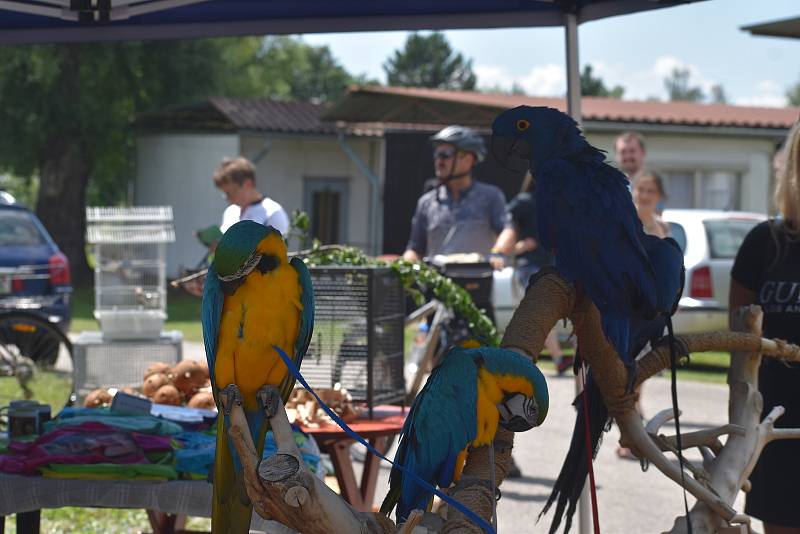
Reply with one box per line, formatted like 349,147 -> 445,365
732,219 -> 800,526
731,219 -> 800,345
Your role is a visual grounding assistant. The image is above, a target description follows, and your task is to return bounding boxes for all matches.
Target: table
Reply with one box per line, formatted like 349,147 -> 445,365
300,405 -> 406,513
0,475 -> 287,534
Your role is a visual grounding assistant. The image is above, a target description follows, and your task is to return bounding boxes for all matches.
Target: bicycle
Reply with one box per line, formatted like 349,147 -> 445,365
0,310 -> 74,415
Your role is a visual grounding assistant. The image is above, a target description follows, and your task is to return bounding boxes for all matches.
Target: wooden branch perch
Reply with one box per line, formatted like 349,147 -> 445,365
225,387 -> 397,534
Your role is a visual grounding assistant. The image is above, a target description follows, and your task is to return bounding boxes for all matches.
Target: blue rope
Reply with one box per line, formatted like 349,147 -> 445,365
273,345 -> 496,534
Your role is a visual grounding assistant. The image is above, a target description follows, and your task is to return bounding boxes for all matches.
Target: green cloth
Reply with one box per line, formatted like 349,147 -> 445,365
40,463 -> 177,481
44,411 -> 182,436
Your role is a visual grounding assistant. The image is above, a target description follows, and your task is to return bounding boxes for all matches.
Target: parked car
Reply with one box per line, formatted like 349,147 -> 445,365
0,202 -> 72,364
663,209 -> 765,334
493,209 -> 766,337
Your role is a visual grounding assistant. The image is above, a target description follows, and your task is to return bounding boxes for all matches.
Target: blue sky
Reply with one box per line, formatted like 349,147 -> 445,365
304,0 -> 799,107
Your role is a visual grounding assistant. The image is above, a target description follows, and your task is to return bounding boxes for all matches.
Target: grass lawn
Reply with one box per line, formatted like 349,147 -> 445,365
69,285 -> 203,342
4,508 -> 212,533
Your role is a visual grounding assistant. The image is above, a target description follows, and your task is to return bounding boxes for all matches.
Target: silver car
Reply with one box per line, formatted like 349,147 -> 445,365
662,209 -> 765,334
492,209 -> 765,336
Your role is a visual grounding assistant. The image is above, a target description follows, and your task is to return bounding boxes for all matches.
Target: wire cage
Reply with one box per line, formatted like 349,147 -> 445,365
303,266 -> 406,415
85,207 -> 175,340
72,330 -> 182,402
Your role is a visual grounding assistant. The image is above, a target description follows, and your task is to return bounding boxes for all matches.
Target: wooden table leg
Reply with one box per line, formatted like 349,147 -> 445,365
327,440 -> 365,511
146,510 -> 186,534
359,436 -> 390,510
16,511 -> 40,534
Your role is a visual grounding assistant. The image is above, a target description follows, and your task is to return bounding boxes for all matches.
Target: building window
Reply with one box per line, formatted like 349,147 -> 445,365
304,178 -> 349,245
660,170 -> 740,210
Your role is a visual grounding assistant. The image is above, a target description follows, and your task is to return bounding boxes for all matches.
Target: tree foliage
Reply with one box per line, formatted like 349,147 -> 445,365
0,37 -> 361,282
664,67 -> 705,102
787,78 -> 800,106
580,65 -> 624,98
383,32 -> 476,90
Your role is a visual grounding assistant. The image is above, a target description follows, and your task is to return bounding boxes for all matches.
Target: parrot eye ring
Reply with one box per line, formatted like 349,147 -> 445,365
515,119 -> 531,132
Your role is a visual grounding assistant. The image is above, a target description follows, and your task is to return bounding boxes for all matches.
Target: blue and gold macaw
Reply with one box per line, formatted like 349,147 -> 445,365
491,106 -> 684,533
380,345 -> 549,524
202,221 -> 314,534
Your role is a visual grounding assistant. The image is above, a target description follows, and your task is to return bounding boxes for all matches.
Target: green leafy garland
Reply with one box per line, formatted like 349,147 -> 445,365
290,209 -> 498,346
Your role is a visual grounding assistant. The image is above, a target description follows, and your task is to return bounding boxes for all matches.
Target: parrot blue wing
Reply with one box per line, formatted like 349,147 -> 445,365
536,157 -> 657,363
382,348 -> 479,523
284,257 -> 315,400
201,265 -> 224,385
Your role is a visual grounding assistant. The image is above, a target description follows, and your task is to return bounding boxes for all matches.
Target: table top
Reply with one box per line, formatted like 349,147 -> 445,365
299,405 -> 407,438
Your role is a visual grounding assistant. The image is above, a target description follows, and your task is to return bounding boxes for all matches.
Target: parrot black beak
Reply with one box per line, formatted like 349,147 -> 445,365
490,135 -> 531,174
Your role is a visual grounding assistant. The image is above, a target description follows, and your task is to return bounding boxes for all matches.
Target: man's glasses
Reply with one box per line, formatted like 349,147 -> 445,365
433,148 -> 456,160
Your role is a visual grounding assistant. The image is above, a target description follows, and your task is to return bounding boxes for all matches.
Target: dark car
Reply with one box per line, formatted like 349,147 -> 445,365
0,203 -> 72,363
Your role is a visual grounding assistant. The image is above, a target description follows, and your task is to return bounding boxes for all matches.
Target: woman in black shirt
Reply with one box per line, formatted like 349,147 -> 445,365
730,123 -> 800,534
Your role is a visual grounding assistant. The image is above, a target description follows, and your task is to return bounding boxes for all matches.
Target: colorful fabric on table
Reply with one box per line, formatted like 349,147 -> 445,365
0,421 -> 173,475
170,426 -> 323,478
48,408 -> 183,436
173,431 -> 216,476
40,462 -> 177,481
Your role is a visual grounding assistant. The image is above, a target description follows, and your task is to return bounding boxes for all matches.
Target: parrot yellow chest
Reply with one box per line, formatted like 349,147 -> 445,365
214,263 -> 302,410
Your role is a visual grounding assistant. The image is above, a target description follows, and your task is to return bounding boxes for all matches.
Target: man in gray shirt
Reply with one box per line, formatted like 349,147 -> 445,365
403,125 -> 506,261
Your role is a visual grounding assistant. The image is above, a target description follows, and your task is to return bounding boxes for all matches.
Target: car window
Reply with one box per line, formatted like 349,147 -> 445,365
704,219 -> 759,259
0,210 -> 46,246
668,222 -> 687,254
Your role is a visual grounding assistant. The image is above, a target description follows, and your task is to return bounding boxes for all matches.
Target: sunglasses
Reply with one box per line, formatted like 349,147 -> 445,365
433,148 -> 456,160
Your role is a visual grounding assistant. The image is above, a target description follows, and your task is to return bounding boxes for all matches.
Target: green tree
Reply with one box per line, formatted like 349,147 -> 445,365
710,84 -> 728,104
227,37 -> 365,103
384,32 -> 476,90
664,67 -> 704,102
580,65 -> 625,98
0,37 -> 360,282
787,78 -> 800,106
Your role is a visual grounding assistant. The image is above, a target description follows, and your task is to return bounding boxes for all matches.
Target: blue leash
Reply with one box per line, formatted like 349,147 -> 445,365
273,345 -> 496,534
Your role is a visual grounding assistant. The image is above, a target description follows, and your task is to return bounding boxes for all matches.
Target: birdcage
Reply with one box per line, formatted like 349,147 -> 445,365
86,207 -> 175,340
303,266 -> 406,415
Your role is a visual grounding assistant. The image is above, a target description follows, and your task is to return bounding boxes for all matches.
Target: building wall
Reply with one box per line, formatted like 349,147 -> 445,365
239,134 -> 383,253
587,131 -> 775,214
136,132 -> 383,277
136,133 -> 238,278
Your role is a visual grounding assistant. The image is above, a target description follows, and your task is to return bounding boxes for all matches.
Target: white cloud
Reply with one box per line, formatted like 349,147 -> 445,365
734,80 -> 788,108
477,63 -> 565,96
476,56 -> 790,108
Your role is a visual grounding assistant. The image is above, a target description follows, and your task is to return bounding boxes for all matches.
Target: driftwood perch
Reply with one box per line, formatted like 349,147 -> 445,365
221,268 -> 800,534
501,270 -> 800,534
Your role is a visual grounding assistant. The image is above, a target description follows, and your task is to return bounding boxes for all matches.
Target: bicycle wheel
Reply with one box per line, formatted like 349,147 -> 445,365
0,311 -> 74,409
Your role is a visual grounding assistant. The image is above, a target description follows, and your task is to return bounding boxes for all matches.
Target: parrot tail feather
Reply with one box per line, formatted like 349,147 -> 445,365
539,370 -> 608,534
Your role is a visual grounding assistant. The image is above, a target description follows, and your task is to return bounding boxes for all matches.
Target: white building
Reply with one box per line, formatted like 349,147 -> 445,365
135,98 -> 382,276
136,90 -> 798,273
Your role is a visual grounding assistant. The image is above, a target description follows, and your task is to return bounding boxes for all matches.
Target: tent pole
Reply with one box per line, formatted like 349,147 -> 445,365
566,14 -> 591,534
565,11 -> 582,126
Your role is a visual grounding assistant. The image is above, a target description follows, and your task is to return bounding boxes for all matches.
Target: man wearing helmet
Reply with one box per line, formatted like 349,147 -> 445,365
403,125 -> 506,262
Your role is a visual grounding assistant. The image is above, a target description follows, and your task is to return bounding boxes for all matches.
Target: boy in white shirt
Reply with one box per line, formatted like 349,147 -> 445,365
214,156 -> 290,235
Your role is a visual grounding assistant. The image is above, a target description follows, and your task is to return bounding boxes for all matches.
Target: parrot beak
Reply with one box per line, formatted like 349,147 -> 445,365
498,393 -> 539,432
490,135 -> 531,174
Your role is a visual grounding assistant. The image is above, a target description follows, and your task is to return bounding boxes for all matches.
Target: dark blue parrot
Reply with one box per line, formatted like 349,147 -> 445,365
491,106 -> 685,533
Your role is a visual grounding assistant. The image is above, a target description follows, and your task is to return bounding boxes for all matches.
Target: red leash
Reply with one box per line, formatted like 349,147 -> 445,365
580,361 -> 601,534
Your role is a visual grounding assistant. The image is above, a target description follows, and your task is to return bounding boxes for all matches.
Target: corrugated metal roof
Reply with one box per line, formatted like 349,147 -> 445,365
137,98 -> 363,136
325,86 -> 800,130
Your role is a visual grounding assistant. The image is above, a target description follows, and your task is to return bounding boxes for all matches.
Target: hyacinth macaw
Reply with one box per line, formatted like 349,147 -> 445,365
202,221 -> 314,534
491,106 -> 683,376
491,106 -> 684,533
380,345 -> 549,524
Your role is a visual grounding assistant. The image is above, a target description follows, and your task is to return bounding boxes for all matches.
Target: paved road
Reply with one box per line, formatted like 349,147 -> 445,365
185,342 -> 761,533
